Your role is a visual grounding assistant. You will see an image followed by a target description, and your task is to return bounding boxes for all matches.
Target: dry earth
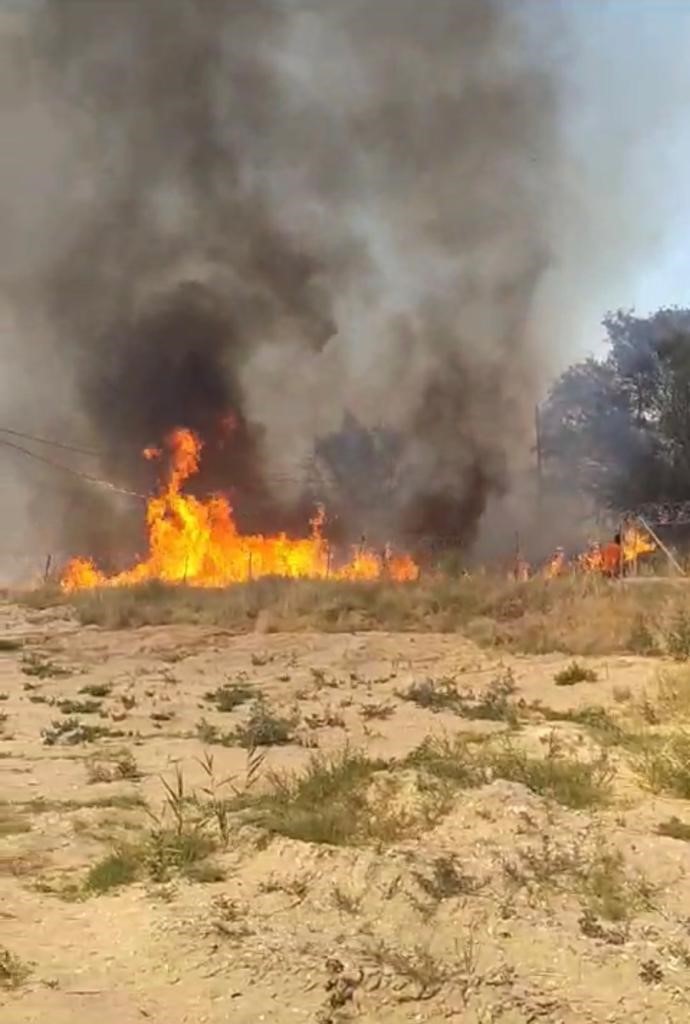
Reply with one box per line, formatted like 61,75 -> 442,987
2,597 -> 690,1022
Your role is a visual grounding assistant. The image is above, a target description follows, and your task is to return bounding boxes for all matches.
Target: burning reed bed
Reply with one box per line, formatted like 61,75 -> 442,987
15,573 -> 690,657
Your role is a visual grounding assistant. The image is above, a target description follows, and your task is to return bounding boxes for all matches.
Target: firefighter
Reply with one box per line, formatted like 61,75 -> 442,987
601,532 -> 622,578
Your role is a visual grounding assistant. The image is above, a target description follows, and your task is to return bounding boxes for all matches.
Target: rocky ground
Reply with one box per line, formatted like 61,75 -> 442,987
2,595 -> 690,1022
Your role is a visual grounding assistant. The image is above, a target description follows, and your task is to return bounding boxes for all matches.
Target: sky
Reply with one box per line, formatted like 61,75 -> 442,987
547,0 -> 690,358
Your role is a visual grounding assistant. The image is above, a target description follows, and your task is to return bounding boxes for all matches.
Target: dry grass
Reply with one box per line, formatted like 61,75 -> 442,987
25,574 -> 688,656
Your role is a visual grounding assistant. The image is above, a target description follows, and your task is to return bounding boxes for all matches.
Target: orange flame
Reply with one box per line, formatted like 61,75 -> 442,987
61,428 -> 419,592
543,523 -> 656,579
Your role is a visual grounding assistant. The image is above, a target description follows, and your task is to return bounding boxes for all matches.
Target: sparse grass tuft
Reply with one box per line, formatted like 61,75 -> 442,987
234,700 -> 296,748
579,847 -> 654,922
666,610 -> 690,661
554,661 -> 598,686
86,750 -> 141,784
634,731 -> 690,798
85,848 -> 140,893
21,652 -> 71,679
79,682 -> 112,698
399,677 -> 461,713
657,816 -> 690,841
407,731 -> 612,809
42,718 -> 122,746
0,947 -> 32,989
0,637 -> 22,652
57,698 -> 102,715
204,681 -> 257,713
244,749 -> 399,846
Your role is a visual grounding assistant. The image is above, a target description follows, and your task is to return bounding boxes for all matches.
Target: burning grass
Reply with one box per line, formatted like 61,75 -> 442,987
26,572 -> 689,657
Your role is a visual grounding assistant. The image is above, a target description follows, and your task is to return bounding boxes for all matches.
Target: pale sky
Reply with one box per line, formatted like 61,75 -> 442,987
552,0 -> 690,355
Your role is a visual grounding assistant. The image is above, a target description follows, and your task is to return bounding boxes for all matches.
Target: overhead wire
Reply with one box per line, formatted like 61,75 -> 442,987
0,436 -> 146,501
0,425 -> 101,457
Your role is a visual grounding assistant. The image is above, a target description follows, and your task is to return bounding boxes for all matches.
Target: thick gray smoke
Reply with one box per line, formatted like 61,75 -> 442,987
0,0 -> 565,566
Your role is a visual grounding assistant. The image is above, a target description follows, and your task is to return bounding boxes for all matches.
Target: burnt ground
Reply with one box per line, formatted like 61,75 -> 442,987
2,597 -> 690,1022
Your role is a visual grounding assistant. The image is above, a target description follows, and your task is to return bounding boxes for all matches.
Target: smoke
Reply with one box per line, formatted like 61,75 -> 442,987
0,0 -> 650,564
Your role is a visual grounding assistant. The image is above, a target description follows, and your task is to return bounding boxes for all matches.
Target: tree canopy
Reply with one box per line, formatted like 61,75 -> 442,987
541,308 -> 690,511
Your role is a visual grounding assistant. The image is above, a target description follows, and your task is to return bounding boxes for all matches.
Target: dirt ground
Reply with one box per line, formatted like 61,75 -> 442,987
3,597 -> 690,1023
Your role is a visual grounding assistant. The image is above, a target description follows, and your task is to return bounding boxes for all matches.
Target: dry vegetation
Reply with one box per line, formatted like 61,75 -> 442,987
18,574 -> 690,657
4,578 -> 690,1021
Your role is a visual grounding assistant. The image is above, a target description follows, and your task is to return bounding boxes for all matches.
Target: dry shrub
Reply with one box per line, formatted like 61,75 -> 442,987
23,573 -> 685,656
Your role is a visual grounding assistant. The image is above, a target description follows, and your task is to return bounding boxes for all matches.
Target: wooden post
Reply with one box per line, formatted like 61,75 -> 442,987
44,554 -> 52,583
325,543 -> 331,579
534,404 -> 543,508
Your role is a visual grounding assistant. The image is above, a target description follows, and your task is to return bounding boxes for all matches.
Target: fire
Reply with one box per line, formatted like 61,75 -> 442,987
61,428 -> 419,592
542,523 -> 656,579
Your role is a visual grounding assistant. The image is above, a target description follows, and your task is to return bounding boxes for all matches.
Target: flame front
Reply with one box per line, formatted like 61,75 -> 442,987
61,428 -> 419,592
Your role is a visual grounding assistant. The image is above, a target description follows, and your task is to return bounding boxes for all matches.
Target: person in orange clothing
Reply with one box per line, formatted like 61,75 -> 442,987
601,532 -> 622,578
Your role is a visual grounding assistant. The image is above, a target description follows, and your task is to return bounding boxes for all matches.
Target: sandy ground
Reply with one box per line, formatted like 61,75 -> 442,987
2,599 -> 690,1022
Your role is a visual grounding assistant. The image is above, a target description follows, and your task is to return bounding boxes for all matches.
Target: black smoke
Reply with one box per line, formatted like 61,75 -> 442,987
1,0 -> 563,560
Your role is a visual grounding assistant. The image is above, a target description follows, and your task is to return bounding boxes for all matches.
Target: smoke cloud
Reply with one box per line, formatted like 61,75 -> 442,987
0,0 -> 673,568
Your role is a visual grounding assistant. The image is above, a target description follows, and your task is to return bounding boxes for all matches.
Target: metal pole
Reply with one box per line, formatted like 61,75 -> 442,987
638,515 -> 685,576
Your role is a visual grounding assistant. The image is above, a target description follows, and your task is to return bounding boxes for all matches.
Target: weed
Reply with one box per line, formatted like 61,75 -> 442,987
86,750 -> 141,784
42,718 -> 121,746
657,816 -> 690,841
85,848 -> 140,893
196,718 -> 227,746
633,731 -> 690,797
57,698 -> 102,715
653,666 -> 690,720
0,947 -> 31,989
457,669 -> 519,724
666,611 -> 690,660
554,662 -> 598,686
578,847 -> 651,922
204,681 -> 257,713
405,734 -> 487,789
245,749 -> 398,846
332,885 -> 363,915
80,683 -> 112,698
0,638 -> 22,652
184,860 -> 226,883
640,959 -> 664,985
368,941 -> 450,1001
234,700 -> 296,748
399,677 -> 461,713
360,702 -> 395,721
627,615 -> 659,655
21,653 -> 71,679
414,855 -> 478,901
487,735 -> 613,808
408,731 -> 612,808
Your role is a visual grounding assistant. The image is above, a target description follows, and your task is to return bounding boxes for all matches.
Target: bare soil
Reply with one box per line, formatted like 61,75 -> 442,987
2,597 -> 690,1022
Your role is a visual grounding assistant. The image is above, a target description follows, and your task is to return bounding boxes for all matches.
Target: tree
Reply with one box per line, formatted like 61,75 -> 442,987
541,307 -> 690,510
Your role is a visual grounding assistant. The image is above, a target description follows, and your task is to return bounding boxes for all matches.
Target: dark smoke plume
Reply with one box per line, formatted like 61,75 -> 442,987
0,0 -> 563,562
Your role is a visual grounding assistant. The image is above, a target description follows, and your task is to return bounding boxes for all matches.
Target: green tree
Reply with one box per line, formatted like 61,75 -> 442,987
542,308 -> 690,510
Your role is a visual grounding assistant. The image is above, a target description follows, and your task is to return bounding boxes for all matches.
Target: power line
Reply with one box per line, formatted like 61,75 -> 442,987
0,437 -> 145,501
0,425 -> 101,457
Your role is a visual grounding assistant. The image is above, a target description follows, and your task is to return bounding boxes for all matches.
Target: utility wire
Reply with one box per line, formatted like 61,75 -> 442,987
0,425 -> 101,457
0,436 -> 145,501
